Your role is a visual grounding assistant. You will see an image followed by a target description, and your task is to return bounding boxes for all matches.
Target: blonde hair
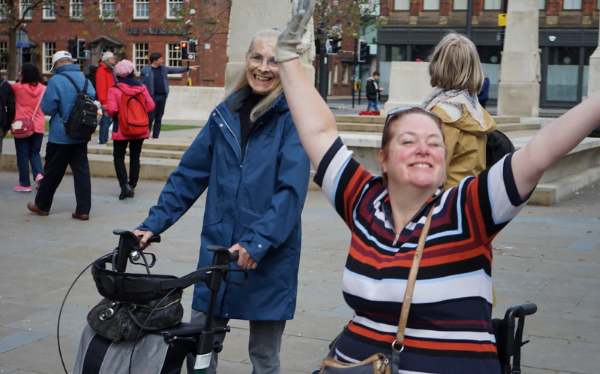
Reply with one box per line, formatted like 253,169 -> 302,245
428,33 -> 484,95
224,28 -> 283,122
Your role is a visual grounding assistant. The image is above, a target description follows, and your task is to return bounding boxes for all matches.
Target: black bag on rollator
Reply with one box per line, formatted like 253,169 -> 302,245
66,230 -> 246,374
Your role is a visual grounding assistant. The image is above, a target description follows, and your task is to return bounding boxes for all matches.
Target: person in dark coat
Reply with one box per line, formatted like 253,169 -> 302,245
477,75 -> 490,109
366,71 -> 384,112
134,28 -> 310,374
85,65 -> 97,90
139,52 -> 198,139
0,75 -> 16,164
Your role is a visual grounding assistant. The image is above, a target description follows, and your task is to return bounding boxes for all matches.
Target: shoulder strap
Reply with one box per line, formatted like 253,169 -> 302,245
0,80 -> 6,89
60,73 -> 82,93
395,206 -> 434,348
60,73 -> 89,95
31,93 -> 43,119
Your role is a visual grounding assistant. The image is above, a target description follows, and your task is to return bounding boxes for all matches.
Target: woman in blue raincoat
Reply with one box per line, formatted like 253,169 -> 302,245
134,28 -> 310,374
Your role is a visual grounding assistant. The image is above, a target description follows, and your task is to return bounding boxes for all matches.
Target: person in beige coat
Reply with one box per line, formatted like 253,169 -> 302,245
422,33 -> 497,189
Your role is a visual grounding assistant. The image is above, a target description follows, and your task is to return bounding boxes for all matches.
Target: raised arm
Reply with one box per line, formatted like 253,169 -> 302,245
512,92 -> 600,198
276,0 -> 337,169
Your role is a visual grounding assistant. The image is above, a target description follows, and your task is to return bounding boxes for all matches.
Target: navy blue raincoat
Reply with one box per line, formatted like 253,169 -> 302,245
138,88 -> 310,320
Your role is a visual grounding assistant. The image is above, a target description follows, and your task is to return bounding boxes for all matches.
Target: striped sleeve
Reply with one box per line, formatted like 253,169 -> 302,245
465,152 -> 534,244
314,137 -> 375,227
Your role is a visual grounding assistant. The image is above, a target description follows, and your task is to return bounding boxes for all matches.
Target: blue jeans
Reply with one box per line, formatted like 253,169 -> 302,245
186,309 -> 286,374
367,100 -> 379,111
99,112 -> 112,144
148,94 -> 167,139
14,132 -> 44,187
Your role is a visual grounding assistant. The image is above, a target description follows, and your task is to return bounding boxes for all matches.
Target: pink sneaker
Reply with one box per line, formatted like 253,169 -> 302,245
35,174 -> 43,190
14,185 -> 32,193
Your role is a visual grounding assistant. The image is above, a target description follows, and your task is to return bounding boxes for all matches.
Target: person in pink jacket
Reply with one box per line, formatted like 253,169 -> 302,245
12,63 -> 46,192
106,59 -> 155,200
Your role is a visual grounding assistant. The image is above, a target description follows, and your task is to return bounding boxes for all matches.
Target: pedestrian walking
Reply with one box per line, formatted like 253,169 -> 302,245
365,71 -> 384,114
105,59 -> 155,200
421,33 -> 497,189
0,74 -> 15,164
27,51 -> 96,220
134,28 -> 310,374
12,63 -> 46,193
139,52 -> 198,139
85,65 -> 98,90
96,52 -> 117,144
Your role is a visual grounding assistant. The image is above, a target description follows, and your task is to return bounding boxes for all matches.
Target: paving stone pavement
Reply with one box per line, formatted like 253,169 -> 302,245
0,169 -> 599,374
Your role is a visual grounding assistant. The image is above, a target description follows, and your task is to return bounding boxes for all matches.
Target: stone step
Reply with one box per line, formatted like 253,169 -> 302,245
2,125 -> 599,206
88,145 -> 186,160
497,122 -> 541,133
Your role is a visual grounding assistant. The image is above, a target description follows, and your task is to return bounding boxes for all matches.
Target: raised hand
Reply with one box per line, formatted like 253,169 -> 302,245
276,0 -> 316,62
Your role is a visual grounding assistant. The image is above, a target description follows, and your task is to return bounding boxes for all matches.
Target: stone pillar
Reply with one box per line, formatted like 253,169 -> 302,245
496,0 -> 540,117
587,27 -> 600,97
383,61 -> 432,113
224,0 -> 315,92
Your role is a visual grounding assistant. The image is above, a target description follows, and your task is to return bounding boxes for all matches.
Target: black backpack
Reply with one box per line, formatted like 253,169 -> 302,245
486,130 -> 515,168
59,73 -> 98,141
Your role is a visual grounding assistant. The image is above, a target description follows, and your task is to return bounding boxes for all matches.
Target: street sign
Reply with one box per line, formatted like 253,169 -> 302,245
16,42 -> 29,48
498,13 -> 507,27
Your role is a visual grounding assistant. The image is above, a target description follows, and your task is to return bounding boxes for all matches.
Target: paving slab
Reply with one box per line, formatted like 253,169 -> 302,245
1,170 -> 600,373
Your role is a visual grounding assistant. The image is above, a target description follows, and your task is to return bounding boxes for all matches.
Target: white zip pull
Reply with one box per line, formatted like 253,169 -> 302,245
392,233 -> 400,246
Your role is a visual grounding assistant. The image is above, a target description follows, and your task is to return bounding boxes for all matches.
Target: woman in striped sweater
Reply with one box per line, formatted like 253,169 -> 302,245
275,1 -> 600,373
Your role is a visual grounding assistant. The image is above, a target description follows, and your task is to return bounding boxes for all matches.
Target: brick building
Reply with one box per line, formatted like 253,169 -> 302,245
1,0 -> 230,87
376,0 -> 600,108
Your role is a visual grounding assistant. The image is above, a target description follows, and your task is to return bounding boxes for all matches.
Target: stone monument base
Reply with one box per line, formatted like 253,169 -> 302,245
383,61 -> 433,114
497,82 -> 540,118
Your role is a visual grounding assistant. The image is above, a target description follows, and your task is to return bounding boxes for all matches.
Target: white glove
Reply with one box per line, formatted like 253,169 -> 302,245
275,0 -> 316,62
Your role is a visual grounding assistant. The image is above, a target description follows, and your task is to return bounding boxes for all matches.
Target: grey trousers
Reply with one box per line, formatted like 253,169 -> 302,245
186,309 -> 286,374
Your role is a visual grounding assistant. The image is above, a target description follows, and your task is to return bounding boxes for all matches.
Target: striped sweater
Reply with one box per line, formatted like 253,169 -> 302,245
314,138 -> 531,374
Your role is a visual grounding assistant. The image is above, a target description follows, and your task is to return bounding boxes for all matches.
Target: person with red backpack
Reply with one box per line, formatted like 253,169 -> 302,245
105,59 -> 155,200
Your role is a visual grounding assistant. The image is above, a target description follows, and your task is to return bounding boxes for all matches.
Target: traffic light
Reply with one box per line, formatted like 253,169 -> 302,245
328,35 -> 342,54
77,39 -> 86,59
188,39 -> 197,54
180,41 -> 196,61
67,39 -> 76,58
358,40 -> 369,63
180,41 -> 188,58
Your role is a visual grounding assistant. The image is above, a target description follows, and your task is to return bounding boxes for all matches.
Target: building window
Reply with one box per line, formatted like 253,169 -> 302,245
43,3 -> 56,19
540,0 -> 546,10
423,0 -> 439,10
393,0 -> 410,10
342,64 -> 349,84
133,43 -> 149,73
0,41 -> 7,71
484,0 -> 501,10
43,42 -> 56,73
70,0 -> 83,18
333,64 -> 339,84
100,0 -> 115,19
20,0 -> 32,19
167,0 -> 183,19
454,0 -> 468,10
563,0 -> 581,10
134,0 -> 149,19
166,43 -> 182,67
0,0 -> 7,20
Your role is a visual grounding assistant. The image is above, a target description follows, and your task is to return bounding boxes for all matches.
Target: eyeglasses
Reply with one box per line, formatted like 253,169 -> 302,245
248,53 -> 278,69
384,106 -> 442,129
